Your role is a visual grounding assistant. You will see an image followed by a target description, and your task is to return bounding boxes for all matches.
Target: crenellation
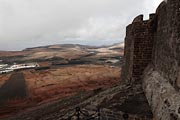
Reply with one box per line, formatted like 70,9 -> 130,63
122,14 -> 155,83
149,14 -> 156,20
132,15 -> 144,23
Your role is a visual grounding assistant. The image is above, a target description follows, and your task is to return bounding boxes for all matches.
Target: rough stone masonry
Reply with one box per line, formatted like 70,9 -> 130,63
121,0 -> 180,119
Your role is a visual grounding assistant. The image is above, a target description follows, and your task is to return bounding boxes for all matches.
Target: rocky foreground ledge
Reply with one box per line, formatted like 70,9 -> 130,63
4,84 -> 152,120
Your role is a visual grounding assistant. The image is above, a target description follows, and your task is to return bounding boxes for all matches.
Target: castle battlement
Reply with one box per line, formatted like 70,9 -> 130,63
121,0 -> 180,119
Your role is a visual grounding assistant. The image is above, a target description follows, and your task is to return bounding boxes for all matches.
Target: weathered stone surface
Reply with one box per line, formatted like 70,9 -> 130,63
153,0 -> 180,89
143,65 -> 180,120
121,24 -> 134,84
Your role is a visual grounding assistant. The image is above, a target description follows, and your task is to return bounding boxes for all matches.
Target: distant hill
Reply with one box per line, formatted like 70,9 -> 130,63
23,43 -> 124,51
0,43 -> 124,64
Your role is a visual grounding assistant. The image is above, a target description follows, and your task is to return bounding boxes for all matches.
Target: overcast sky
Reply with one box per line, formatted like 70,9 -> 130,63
0,0 -> 163,50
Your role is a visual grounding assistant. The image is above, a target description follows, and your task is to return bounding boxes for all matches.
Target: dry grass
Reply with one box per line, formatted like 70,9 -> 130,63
23,49 -> 89,60
23,65 -> 120,104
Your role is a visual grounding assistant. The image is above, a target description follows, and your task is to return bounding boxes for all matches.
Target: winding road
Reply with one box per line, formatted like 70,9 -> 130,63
0,72 -> 27,103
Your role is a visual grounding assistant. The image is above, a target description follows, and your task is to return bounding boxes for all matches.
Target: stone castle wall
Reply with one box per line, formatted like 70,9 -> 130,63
121,14 -> 155,84
153,0 -> 180,89
121,0 -> 180,119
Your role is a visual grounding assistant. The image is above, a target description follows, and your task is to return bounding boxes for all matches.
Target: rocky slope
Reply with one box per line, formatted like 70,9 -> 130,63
4,84 -> 152,120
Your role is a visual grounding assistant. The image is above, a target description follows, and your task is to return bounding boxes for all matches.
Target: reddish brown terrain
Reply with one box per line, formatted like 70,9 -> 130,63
25,65 -> 120,103
0,65 -> 120,118
0,43 -> 123,118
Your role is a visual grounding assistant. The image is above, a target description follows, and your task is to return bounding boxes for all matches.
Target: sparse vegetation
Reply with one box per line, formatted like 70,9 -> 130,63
0,43 -> 123,118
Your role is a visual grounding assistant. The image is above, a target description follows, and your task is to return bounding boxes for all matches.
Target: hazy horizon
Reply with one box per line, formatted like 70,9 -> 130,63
0,41 -> 124,51
0,0 -> 163,50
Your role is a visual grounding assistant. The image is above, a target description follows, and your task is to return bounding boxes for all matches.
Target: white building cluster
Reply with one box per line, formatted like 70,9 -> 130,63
0,63 -> 39,74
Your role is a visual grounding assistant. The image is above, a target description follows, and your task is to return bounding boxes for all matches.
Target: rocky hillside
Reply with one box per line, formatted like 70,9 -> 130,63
0,43 -> 123,64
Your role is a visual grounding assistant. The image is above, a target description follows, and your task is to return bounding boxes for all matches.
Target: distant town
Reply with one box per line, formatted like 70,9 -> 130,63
0,62 -> 39,74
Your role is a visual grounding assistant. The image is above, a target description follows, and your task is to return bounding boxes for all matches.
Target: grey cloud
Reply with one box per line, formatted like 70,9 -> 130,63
0,0 -> 163,50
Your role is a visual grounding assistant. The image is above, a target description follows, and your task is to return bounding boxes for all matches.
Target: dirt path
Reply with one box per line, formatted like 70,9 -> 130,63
0,72 -> 27,103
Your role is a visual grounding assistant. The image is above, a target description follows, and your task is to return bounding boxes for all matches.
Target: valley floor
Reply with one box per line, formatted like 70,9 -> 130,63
0,64 -> 120,119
